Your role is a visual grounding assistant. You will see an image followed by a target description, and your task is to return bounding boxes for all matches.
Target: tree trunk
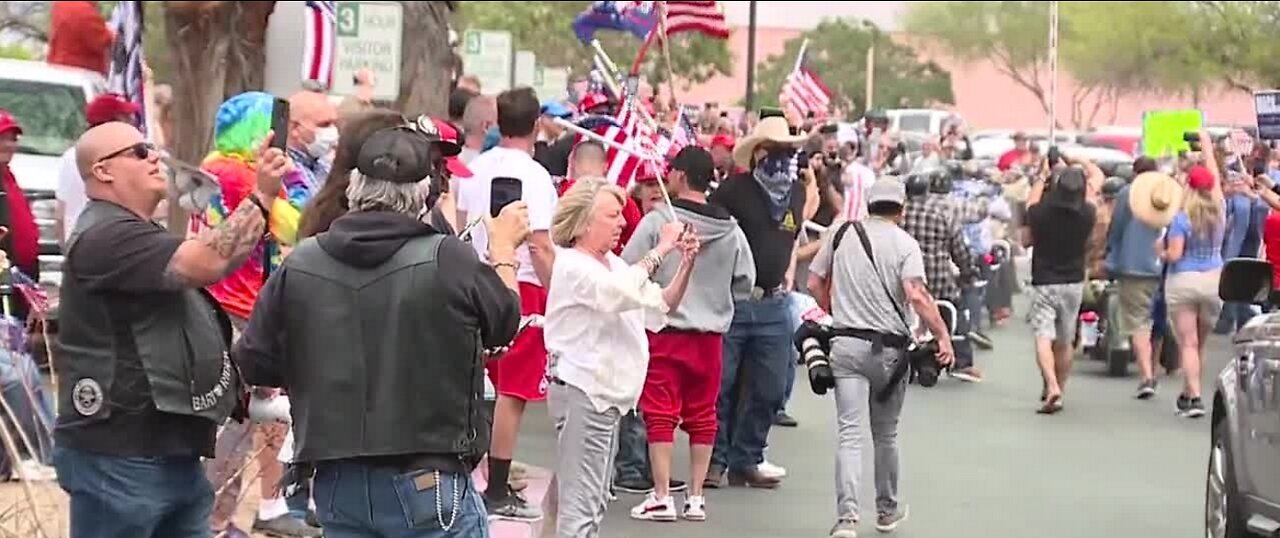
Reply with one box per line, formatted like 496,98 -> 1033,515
223,1 -> 276,97
164,1 -> 274,232
395,1 -> 453,117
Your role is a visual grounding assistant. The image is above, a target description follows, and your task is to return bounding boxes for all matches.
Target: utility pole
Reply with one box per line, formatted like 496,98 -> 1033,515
745,0 -> 758,111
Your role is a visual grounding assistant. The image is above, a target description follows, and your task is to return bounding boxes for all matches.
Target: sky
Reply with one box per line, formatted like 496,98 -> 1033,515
720,1 -> 908,31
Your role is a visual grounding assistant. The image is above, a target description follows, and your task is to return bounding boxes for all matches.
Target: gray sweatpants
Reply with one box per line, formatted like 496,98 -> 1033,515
830,336 -> 906,523
547,382 -> 621,538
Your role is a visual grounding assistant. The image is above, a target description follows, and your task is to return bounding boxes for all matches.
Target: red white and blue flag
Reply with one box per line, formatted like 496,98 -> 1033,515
107,1 -> 146,136
662,1 -> 730,39
782,48 -> 833,120
302,1 -> 337,89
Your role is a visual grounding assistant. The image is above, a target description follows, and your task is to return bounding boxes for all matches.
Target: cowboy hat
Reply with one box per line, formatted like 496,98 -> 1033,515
732,116 -> 808,169
1128,171 -> 1183,228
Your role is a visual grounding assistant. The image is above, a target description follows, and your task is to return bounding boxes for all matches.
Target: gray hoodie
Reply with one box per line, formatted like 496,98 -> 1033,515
621,199 -> 756,334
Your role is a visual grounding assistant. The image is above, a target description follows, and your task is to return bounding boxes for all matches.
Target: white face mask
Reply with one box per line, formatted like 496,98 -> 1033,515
306,126 -> 339,159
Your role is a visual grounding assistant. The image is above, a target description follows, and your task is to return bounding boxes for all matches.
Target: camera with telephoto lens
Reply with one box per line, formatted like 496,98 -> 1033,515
793,320 -> 836,395
907,341 -> 941,387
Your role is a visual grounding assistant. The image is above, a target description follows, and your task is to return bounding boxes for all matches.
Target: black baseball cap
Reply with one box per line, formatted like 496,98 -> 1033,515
670,146 -> 715,184
356,127 -> 437,184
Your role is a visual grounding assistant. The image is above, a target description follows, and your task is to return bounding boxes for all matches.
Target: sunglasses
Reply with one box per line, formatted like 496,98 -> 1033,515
96,142 -> 156,163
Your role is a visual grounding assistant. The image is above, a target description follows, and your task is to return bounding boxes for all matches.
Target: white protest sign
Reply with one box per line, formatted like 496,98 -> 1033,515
462,30 -> 514,94
514,51 -> 537,88
331,1 -> 403,101
533,66 -> 570,102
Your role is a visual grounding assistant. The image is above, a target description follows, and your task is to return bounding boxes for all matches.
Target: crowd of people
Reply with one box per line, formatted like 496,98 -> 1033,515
0,44 -> 1272,538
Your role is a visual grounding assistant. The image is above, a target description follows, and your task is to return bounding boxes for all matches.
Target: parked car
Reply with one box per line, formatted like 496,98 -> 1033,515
884,108 -> 964,137
0,59 -> 105,314
1207,258 -> 1280,538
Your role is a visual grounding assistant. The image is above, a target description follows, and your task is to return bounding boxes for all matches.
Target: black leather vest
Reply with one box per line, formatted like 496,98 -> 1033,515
57,201 -> 238,427
280,233 -> 487,464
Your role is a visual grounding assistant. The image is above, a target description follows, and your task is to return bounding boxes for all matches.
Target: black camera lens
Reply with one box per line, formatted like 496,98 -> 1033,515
916,363 -> 940,387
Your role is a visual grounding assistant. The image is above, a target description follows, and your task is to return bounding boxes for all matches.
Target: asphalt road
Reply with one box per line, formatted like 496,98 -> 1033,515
511,311 -> 1227,538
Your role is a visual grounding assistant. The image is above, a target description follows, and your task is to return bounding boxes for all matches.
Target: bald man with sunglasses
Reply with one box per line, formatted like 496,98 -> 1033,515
52,121 -> 292,538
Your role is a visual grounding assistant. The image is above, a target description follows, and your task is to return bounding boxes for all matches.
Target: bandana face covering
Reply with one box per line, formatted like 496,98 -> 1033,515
753,150 -> 796,223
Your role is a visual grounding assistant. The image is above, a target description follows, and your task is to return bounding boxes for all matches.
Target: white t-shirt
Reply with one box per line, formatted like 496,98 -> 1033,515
457,146 -> 558,286
57,147 -> 87,243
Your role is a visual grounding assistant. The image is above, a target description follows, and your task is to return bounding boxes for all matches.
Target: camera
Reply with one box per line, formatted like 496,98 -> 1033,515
1184,131 -> 1202,152
908,342 -> 941,387
794,320 -> 836,395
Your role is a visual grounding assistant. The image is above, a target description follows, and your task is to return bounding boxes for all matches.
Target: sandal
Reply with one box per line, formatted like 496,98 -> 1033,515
1037,393 -> 1063,414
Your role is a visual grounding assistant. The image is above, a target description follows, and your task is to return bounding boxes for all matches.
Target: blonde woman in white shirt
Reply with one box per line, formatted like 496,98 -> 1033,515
543,179 -> 698,538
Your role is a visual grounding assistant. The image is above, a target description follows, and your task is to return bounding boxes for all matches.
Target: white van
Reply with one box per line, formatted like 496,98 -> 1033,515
885,109 -> 962,136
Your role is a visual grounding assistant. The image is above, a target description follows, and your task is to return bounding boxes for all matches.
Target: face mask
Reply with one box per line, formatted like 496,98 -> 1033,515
758,151 -> 794,178
306,126 -> 339,159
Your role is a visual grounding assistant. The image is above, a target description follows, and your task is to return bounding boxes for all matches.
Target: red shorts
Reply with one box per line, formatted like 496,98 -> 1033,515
639,330 -> 723,445
486,282 -> 549,402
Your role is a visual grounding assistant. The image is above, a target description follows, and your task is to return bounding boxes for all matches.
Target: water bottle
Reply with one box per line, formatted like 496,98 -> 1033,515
1079,311 -> 1100,347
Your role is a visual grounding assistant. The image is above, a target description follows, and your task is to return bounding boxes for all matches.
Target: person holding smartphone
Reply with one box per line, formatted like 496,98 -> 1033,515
456,87 -> 559,523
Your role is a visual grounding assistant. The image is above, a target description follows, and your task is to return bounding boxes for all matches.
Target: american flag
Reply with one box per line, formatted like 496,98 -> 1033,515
107,1 -> 146,136
782,48 -> 833,120
662,1 -> 730,39
302,1 -> 338,89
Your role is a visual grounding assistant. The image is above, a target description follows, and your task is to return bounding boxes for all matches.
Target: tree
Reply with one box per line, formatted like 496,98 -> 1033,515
457,1 -> 732,90
1196,1 -> 1280,93
753,19 -> 953,117
0,1 -> 49,44
903,1 -> 1053,115
0,43 -> 38,61
1061,1 -> 1218,126
396,2 -> 455,116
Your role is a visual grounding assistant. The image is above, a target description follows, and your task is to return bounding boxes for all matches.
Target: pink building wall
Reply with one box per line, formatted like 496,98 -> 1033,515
674,26 -> 1257,130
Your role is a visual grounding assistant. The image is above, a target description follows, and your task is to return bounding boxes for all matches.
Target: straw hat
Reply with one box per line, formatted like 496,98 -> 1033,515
1128,171 -> 1184,228
732,116 -> 808,169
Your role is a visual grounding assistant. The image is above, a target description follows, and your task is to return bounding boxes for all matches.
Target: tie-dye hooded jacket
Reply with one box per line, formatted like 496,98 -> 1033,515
190,92 -> 314,320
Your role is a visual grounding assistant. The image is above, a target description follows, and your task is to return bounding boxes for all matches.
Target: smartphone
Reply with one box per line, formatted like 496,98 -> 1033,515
270,97 -> 290,151
490,177 -> 523,218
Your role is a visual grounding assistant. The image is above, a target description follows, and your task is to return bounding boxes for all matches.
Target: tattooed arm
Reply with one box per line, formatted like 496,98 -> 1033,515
163,196 -> 270,289
164,139 -> 292,289
903,276 -> 951,346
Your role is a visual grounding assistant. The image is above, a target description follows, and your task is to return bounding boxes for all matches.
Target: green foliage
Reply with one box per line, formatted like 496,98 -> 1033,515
1196,1 -> 1280,92
456,1 -> 731,88
0,43 -> 38,61
1062,2 -> 1217,97
903,1 -> 1052,111
753,19 -> 953,117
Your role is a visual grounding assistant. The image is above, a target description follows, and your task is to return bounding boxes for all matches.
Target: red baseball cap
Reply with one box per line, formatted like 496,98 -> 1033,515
85,94 -> 140,127
1188,165 -> 1216,191
411,115 -> 472,179
711,134 -> 736,150
0,110 -> 21,136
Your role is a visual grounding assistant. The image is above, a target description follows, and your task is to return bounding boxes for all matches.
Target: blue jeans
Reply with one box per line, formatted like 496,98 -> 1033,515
779,293 -> 803,413
0,349 -> 53,469
54,446 -> 213,538
613,410 -> 650,483
963,283 -> 986,334
712,296 -> 792,472
313,460 -> 488,538
948,293 -> 976,370
1216,302 -> 1253,333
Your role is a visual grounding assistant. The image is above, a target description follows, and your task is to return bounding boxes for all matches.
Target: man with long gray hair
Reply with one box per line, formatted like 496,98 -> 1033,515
233,124 -> 528,538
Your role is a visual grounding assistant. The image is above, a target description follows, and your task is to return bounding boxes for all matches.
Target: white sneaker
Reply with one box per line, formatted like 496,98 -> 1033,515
758,460 -> 787,479
10,460 -> 55,482
629,492 -> 677,522
683,495 -> 707,521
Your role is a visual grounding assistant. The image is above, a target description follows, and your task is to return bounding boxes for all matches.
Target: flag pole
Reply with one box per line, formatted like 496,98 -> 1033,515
657,1 -> 680,116
745,0 -> 758,111
865,42 -> 875,113
1048,0 -> 1060,141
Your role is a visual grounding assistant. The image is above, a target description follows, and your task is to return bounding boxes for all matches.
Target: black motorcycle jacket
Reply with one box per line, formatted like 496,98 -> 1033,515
233,211 -> 521,468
